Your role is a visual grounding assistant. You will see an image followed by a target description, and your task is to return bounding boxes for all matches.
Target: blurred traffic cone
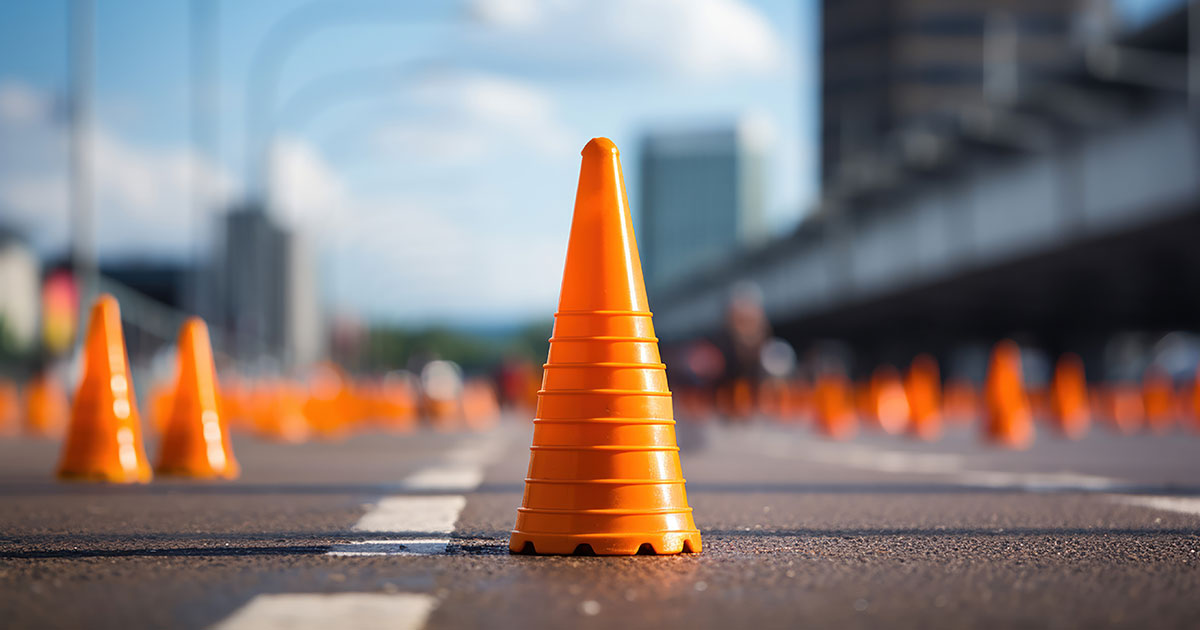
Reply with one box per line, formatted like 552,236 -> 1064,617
814,371 -> 856,439
1049,353 -> 1089,439
372,374 -> 418,433
156,318 -> 239,479
510,138 -> 701,556
24,370 -> 69,438
905,354 -> 942,441
942,379 -> 978,424
253,380 -> 310,443
304,362 -> 354,439
1190,367 -> 1200,431
57,295 -> 152,483
983,340 -> 1034,449
1102,383 -> 1144,434
0,379 -> 19,437
1142,367 -> 1175,433
866,365 -> 909,434
462,379 -> 500,430
147,381 -> 175,435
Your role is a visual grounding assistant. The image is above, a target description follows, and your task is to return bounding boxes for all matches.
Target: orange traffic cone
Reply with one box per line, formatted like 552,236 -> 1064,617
24,370 -> 69,438
942,379 -> 978,424
0,379 -> 19,437
814,371 -> 856,439
1190,368 -> 1200,431
865,365 -> 909,434
983,340 -> 1034,449
906,354 -> 942,441
510,138 -> 701,556
57,295 -> 152,483
304,363 -> 359,439
146,380 -> 175,435
252,380 -> 310,443
1049,353 -> 1089,439
155,318 -> 239,479
1142,367 -> 1175,433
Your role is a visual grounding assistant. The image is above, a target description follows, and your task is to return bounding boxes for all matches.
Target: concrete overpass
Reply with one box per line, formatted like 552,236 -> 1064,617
654,9 -> 1200,371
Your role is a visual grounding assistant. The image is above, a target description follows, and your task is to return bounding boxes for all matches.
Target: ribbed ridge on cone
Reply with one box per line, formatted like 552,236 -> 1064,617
57,294 -> 152,483
156,318 -> 240,479
510,138 -> 700,556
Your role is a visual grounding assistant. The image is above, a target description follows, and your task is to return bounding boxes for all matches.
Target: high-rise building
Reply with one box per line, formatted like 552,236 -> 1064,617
638,125 -> 766,293
821,0 -> 1082,183
213,204 -> 322,370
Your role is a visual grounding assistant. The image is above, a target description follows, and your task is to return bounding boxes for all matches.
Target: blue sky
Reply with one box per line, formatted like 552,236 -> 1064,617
0,0 -> 1179,325
0,0 -> 817,325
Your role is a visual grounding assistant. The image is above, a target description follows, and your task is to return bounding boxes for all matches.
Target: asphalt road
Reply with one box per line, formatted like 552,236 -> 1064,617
2,417 -> 1199,629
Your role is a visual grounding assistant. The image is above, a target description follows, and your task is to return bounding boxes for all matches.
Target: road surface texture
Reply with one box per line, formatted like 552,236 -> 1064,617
1,418 -> 1198,629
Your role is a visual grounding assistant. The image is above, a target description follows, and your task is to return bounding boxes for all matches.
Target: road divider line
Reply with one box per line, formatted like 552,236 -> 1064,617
212,592 -> 435,630
768,433 -> 1135,493
394,464 -> 483,493
1114,495 -> 1200,517
352,495 -> 468,534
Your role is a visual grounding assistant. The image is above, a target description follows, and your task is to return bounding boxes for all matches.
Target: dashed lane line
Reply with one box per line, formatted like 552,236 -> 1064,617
213,436 -> 505,630
1113,495 -> 1200,517
212,592 -> 436,630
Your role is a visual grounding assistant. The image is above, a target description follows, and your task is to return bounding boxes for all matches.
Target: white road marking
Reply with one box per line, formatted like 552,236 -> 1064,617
761,430 -> 1135,493
959,470 -> 1128,492
1114,495 -> 1200,517
351,495 -> 468,534
212,593 -> 435,630
327,538 -> 453,556
394,464 -> 483,492
211,432 -> 506,630
326,436 -> 502,558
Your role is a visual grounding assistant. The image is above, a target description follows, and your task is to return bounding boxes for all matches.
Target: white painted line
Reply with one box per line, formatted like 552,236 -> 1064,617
212,592 -> 435,630
352,495 -> 467,534
959,470 -> 1128,492
780,437 -> 1136,493
395,464 -> 483,492
327,538 -> 452,556
1115,495 -> 1200,517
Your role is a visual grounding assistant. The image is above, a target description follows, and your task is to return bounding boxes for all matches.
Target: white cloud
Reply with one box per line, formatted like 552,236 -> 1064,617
0,82 -> 50,125
270,136 -> 346,230
0,80 -> 236,258
467,0 -> 785,79
269,132 -> 565,322
372,71 -> 573,166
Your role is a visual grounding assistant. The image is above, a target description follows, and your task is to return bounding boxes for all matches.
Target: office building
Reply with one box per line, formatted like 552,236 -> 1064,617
638,125 -> 766,292
821,0 -> 1083,183
214,203 -> 322,369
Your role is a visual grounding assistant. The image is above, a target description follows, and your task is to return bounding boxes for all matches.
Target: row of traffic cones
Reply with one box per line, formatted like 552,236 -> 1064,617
680,342 -> 1200,446
55,295 -> 239,482
5,359 -> 504,445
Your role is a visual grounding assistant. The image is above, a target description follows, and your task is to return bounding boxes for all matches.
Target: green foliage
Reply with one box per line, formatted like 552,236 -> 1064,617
0,314 -> 33,375
364,320 -> 551,374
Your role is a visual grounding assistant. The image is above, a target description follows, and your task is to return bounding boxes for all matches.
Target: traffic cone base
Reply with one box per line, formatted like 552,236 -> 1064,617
510,530 -> 701,555
510,138 -> 700,555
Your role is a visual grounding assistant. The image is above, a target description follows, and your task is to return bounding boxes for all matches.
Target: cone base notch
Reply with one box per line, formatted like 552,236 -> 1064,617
509,530 -> 701,555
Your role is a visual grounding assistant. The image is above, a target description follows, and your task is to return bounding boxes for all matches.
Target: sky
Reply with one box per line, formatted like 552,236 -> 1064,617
0,0 -> 1180,325
0,0 -> 817,326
